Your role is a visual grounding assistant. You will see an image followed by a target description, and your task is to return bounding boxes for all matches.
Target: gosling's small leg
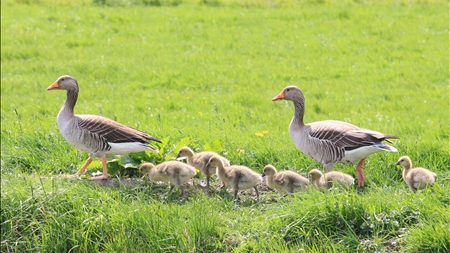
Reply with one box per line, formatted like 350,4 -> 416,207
254,186 -> 259,200
168,185 -> 175,195
234,189 -> 239,200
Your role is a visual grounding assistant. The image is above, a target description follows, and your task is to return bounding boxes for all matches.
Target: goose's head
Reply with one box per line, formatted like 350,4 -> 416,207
262,164 -> 277,177
395,156 -> 412,168
206,155 -> 223,168
47,75 -> 78,91
176,146 -> 194,159
272,86 -> 304,102
139,162 -> 156,175
308,168 -> 323,181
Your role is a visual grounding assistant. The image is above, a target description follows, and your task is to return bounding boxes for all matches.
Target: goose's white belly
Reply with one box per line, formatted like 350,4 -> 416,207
341,146 -> 386,164
106,142 -> 152,156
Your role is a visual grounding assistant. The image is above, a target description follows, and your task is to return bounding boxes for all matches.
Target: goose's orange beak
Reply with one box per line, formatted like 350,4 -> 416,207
47,81 -> 59,90
272,91 -> 285,101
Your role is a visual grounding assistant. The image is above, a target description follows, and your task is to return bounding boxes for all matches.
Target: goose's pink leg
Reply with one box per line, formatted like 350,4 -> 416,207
72,157 -> 92,177
356,158 -> 366,187
88,157 -> 110,180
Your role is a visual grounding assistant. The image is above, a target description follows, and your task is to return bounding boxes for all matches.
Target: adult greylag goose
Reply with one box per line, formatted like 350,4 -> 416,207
139,161 -> 196,196
262,164 -> 309,194
176,146 -> 230,191
272,86 -> 398,187
206,155 -> 261,200
308,168 -> 354,190
395,156 -> 437,192
47,75 -> 161,180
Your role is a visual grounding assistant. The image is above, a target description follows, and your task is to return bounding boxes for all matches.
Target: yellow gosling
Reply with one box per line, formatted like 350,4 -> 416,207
308,168 -> 354,190
262,164 -> 309,194
139,161 -> 196,196
206,155 -> 261,200
395,156 -> 437,192
176,146 -> 230,191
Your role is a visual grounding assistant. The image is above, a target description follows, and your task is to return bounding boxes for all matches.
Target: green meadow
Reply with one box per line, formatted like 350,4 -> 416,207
1,0 -> 449,252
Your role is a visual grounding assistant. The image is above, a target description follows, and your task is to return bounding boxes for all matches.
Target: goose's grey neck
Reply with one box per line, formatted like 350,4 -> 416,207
62,90 -> 78,115
292,97 -> 305,125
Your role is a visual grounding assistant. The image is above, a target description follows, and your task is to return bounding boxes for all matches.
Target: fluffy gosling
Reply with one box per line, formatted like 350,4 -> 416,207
395,156 -> 437,192
139,161 -> 196,196
176,146 -> 230,190
308,168 -> 354,190
262,165 -> 309,194
206,155 -> 261,200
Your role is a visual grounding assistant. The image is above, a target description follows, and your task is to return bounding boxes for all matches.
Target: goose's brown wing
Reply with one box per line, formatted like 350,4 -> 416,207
77,115 -> 161,144
309,120 -> 397,151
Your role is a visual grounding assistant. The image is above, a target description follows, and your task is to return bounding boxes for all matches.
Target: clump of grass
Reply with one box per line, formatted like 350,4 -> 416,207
1,174 -> 225,252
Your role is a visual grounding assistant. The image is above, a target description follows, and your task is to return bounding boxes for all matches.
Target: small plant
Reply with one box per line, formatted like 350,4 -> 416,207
79,137 -> 192,178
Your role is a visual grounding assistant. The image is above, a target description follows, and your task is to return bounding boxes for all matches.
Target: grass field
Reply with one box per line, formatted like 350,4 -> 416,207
1,0 -> 449,252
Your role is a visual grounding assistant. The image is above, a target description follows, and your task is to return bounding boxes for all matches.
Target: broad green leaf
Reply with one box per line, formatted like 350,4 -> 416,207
120,155 -> 139,169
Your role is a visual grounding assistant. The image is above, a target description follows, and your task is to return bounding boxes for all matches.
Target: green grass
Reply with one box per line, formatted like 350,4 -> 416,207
1,0 -> 449,252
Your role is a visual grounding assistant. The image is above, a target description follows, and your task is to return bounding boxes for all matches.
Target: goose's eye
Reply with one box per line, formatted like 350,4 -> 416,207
61,78 -> 65,81
286,88 -> 290,92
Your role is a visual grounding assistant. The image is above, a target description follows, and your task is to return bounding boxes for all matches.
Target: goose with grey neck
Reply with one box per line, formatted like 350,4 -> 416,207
47,75 -> 161,180
272,85 -> 398,187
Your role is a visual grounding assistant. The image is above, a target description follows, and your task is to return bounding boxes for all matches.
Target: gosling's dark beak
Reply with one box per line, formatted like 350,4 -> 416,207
176,154 -> 181,159
262,173 -> 266,177
395,161 -> 400,165
206,162 -> 211,167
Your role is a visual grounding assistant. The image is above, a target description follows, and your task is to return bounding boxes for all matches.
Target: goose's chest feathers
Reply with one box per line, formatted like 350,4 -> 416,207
289,121 -> 321,161
57,113 -> 91,152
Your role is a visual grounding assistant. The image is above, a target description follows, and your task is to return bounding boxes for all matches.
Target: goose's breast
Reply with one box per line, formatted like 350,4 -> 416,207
58,123 -> 92,153
289,123 -> 321,160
